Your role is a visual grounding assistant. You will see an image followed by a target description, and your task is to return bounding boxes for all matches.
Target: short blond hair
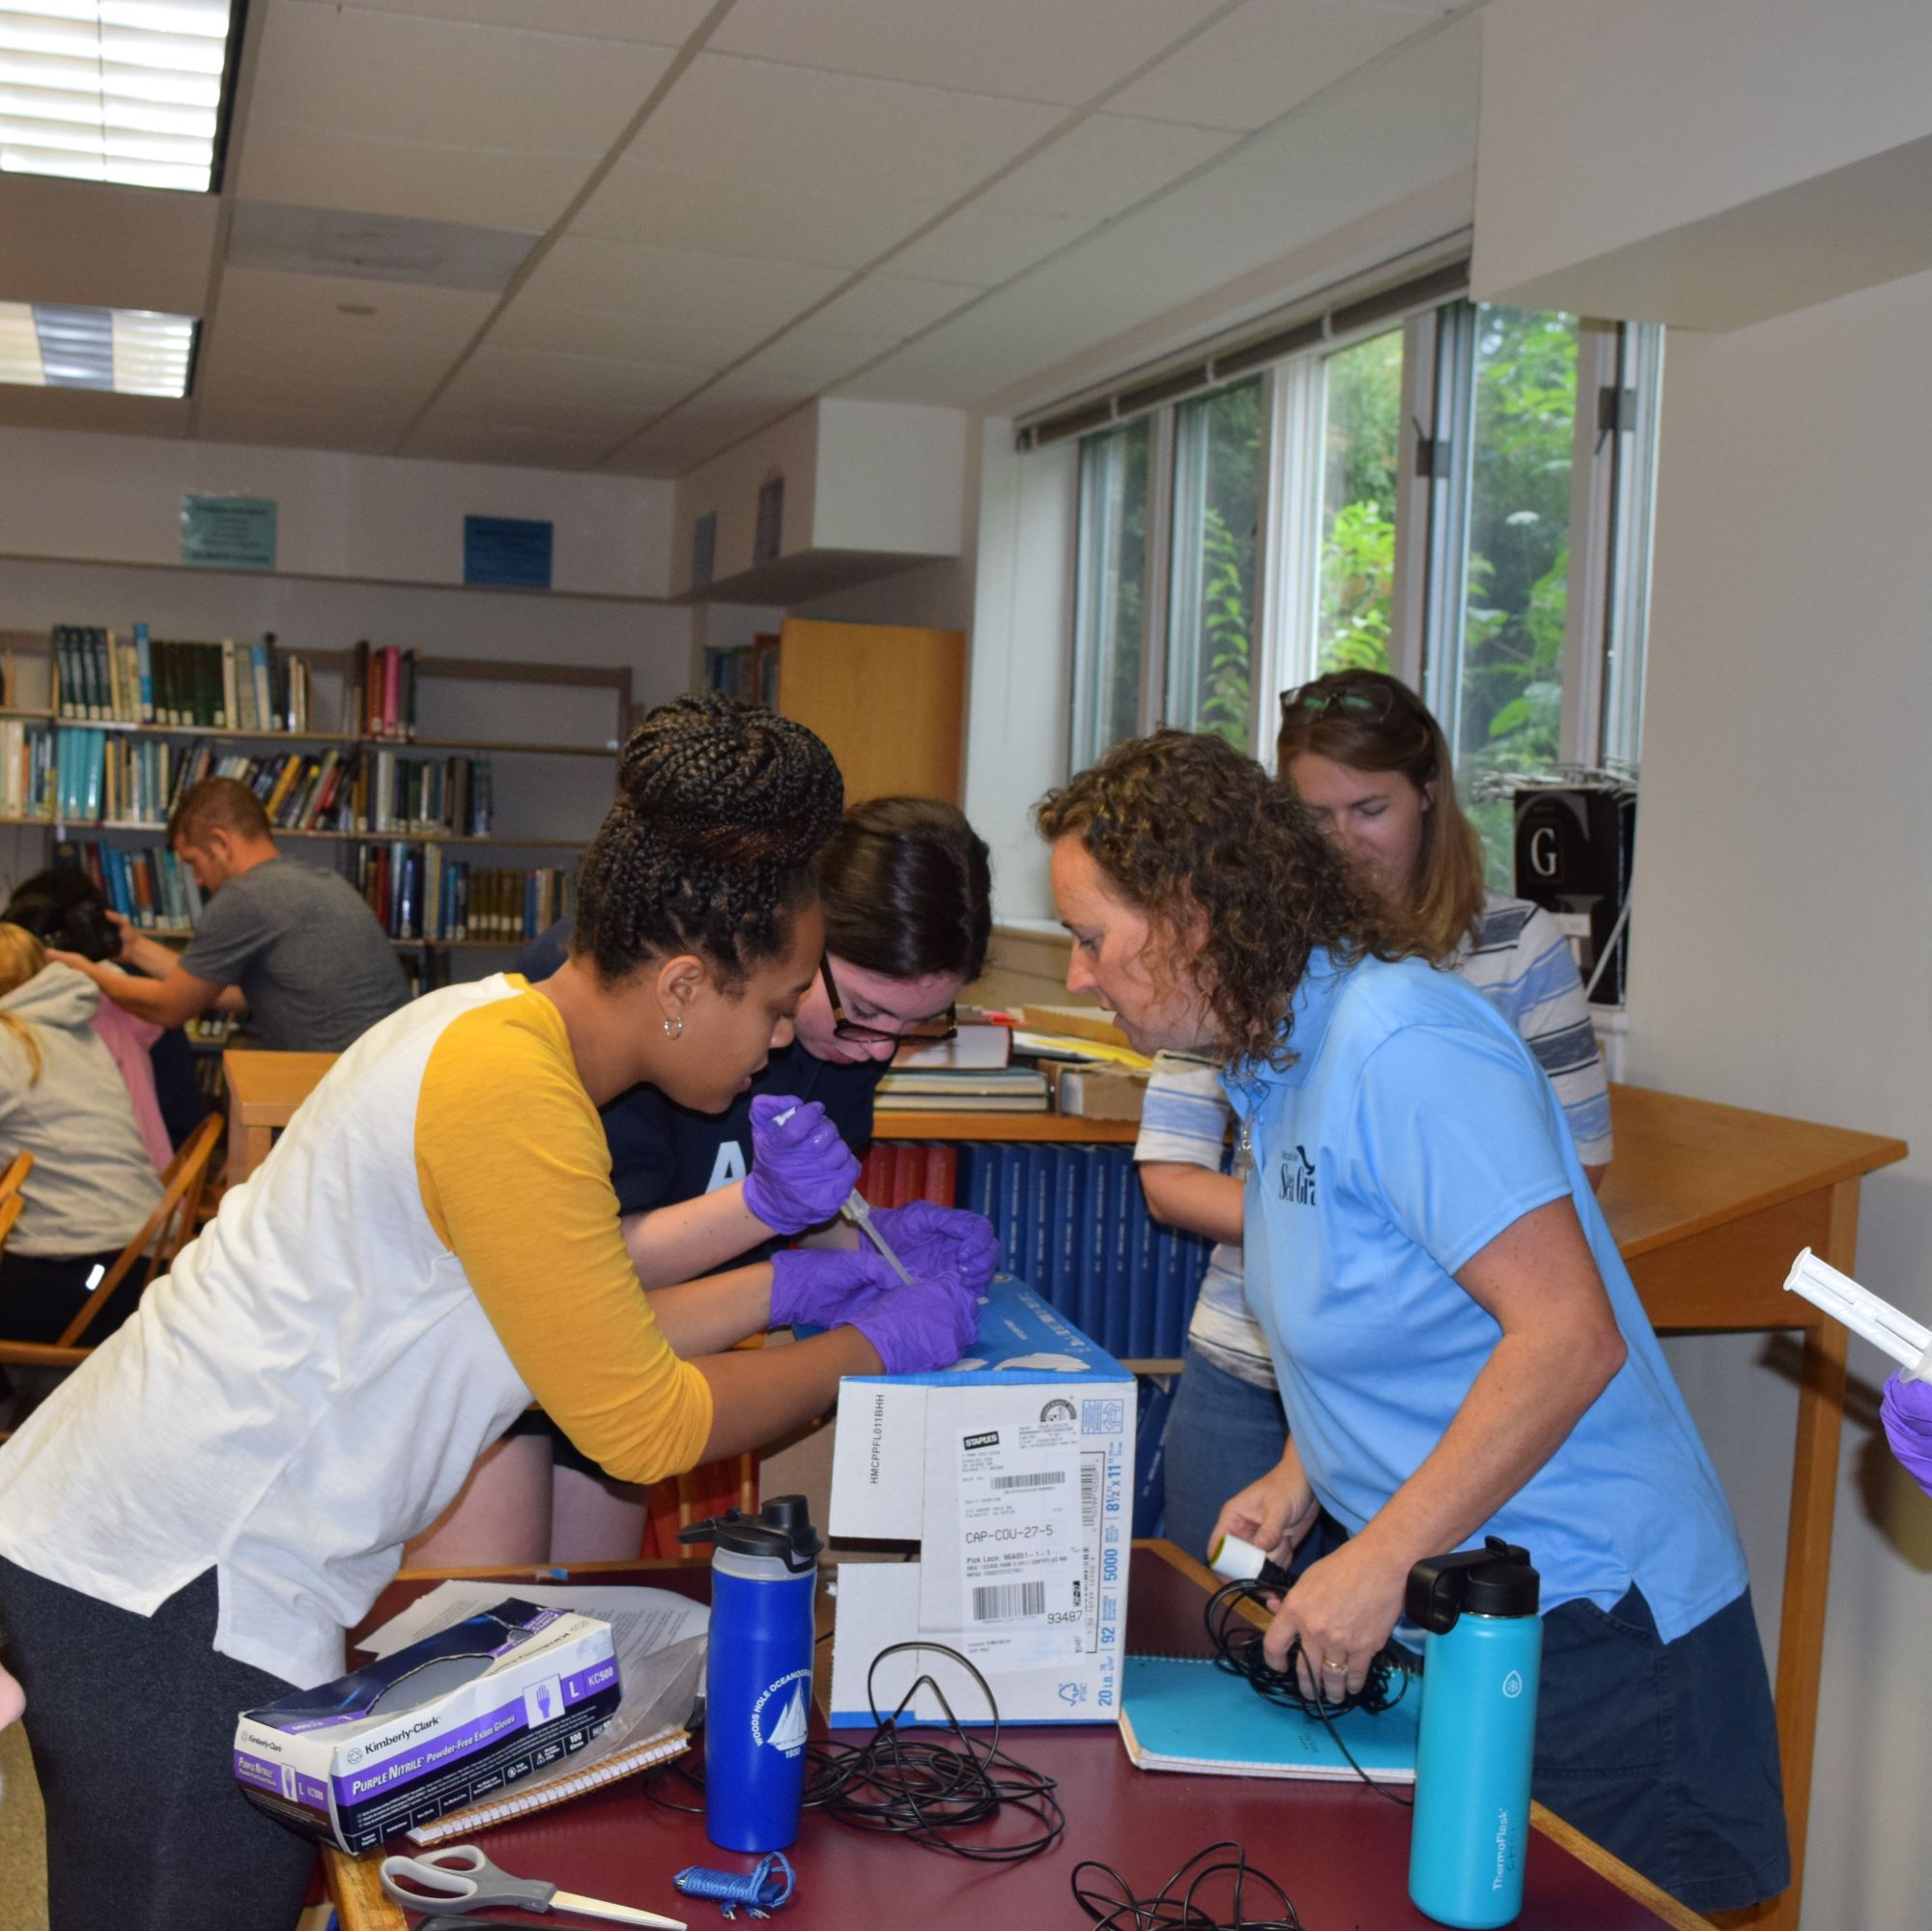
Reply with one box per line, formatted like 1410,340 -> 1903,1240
0,923 -> 48,1086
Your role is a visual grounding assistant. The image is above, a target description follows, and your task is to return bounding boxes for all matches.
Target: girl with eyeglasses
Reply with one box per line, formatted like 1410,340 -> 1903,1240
1042,730 -> 1784,1917
0,697 -> 982,1931
415,782 -> 1001,1566
1139,667 -> 1612,1562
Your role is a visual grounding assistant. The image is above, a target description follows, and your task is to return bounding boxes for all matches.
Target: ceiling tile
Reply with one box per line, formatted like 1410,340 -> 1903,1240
237,128 -> 604,233
889,204 -> 1100,287
730,327 -> 904,389
517,237 -> 845,335
439,343 -> 703,414
0,387 -> 189,438
0,174 -> 217,316
242,4 -> 676,163
210,269 -> 497,344
1108,0 -> 1422,131
709,0 -> 1228,105
334,1 -> 711,42
808,273 -> 980,338
982,114 -> 1238,220
192,408 -> 413,456
226,203 -> 536,294
602,374 -> 813,470
572,162 -> 935,271
488,298 -> 762,371
619,53 -> 1065,207
402,419 -> 622,469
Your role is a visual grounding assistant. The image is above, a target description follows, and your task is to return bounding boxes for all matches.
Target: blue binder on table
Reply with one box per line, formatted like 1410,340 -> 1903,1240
1119,1653 -> 1418,1783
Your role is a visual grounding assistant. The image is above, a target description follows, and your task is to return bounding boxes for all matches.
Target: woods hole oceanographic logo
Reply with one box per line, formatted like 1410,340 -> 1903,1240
753,1670 -> 811,1756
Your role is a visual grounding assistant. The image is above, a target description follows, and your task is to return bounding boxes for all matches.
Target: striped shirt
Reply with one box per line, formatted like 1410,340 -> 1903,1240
1134,894 -> 1611,1386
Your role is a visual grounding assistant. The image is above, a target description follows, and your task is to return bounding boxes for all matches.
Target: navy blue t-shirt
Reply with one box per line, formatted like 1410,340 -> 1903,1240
518,919 -> 886,1229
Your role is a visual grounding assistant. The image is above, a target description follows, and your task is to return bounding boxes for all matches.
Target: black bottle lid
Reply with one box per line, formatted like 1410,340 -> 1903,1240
677,1493 -> 823,1574
1406,1535 -> 1541,1633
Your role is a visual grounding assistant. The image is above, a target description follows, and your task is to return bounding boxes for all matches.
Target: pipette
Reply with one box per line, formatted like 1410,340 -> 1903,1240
768,1103 -> 914,1287
1783,1248 -> 1932,1380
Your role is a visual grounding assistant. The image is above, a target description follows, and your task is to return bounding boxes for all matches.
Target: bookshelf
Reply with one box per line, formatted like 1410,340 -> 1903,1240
0,628 -> 629,977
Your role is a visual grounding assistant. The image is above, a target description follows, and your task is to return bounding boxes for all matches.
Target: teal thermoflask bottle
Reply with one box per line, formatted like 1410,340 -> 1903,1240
1406,1537 -> 1543,1928
678,1494 -> 821,1853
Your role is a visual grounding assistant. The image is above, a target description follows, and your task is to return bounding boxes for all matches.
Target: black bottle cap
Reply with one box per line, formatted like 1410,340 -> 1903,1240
677,1493 -> 823,1574
1406,1535 -> 1541,1633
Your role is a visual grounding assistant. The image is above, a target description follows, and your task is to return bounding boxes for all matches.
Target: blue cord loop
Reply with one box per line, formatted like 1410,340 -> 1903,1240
673,1852 -> 797,1919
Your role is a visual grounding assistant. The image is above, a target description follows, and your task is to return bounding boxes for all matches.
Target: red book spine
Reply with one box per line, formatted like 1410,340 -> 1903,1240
382,647 -> 401,737
922,1143 -> 957,1207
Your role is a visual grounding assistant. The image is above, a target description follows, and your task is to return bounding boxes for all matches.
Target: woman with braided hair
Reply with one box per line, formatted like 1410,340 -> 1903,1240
0,697 -> 980,1931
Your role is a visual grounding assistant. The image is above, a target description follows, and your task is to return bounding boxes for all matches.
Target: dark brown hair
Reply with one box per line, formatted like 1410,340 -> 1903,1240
572,695 -> 843,987
821,797 -> 992,986
1276,667 -> 1486,960
1036,729 -> 1416,1068
168,776 -> 272,849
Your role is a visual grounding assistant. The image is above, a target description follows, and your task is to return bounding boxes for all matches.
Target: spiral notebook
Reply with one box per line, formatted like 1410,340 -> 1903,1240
1118,1654 -> 1418,1783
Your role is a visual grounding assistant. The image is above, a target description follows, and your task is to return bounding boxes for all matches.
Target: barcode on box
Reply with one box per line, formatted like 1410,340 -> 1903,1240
990,1470 -> 1065,1491
971,1580 -> 1047,1622
1080,1461 -> 1099,1528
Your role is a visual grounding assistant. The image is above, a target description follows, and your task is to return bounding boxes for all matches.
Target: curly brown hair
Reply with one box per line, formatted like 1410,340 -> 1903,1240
1036,730 -> 1419,1068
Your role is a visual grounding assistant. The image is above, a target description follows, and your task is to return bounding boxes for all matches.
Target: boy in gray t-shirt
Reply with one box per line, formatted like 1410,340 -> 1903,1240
48,777 -> 410,1054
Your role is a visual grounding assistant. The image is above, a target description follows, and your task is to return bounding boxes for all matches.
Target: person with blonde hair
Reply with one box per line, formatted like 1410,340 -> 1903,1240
1138,668 -> 1611,1556
0,922 -> 163,1376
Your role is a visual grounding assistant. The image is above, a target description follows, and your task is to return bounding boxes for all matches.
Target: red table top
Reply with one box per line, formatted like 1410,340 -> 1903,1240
329,1546 -> 1705,1931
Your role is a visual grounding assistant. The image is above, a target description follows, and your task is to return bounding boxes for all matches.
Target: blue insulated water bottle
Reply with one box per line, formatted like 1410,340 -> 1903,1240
1406,1537 -> 1543,1929
678,1495 -> 822,1853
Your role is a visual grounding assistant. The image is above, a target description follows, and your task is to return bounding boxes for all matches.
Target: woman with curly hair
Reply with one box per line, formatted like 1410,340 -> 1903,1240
1037,729 -> 1786,1917
0,697 -> 980,1931
1140,669 -> 1612,1558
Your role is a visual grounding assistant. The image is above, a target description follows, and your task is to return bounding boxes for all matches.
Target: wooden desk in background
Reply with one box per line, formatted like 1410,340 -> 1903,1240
222,1049 -> 339,1186
222,1054 -> 1906,1929
326,1544 -> 1711,1931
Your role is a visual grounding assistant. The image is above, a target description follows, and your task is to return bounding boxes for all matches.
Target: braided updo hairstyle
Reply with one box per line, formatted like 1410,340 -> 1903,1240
572,695 -> 844,987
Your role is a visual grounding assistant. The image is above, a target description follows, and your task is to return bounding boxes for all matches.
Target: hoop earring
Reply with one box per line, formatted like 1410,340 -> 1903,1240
663,1014 -> 684,1041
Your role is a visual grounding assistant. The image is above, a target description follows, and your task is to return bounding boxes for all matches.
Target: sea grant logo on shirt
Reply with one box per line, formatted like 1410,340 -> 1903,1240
1278,1145 -> 1318,1206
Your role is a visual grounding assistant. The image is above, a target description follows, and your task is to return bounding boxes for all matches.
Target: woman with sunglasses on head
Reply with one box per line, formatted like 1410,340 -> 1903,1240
0,698 -> 981,1931
1140,667 -> 1612,1560
1043,731 -> 1784,1917
434,783 -> 999,1564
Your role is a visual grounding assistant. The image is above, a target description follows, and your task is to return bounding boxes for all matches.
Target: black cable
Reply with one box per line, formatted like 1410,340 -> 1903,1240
1071,1840 -> 1310,1931
1204,1578 -> 1416,1807
647,1641 -> 1065,1862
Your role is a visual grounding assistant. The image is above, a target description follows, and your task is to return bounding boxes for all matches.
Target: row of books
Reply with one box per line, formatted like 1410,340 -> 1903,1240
701,639 -> 780,710
353,641 -> 422,740
0,719 -> 54,819
352,842 -> 574,944
57,838 -> 204,932
955,1142 -> 1211,1363
50,626 -> 318,733
366,750 -> 494,837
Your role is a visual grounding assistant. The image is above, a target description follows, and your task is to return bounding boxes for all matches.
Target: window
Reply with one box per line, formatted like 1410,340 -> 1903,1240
1064,291 -> 1662,889
1166,378 -> 1264,747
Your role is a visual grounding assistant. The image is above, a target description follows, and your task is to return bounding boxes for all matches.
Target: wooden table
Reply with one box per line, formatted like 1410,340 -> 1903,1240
226,1061 -> 1905,1928
222,1049 -> 338,1185
1594,1085 -> 1904,1931
326,1543 -> 1710,1931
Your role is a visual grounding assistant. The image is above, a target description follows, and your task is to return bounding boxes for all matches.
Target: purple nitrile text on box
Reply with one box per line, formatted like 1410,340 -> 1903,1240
329,1694 -> 528,1804
234,1749 -> 282,1792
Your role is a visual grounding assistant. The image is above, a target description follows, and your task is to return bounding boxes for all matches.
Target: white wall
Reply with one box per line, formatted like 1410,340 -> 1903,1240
0,425 -> 676,599
1473,0 -> 1932,315
1626,267 -> 1932,1929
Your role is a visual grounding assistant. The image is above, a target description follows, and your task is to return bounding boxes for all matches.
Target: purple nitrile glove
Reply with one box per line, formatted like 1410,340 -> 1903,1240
1881,1370 -> 1932,1497
869,1202 -> 1000,1294
743,1094 -> 861,1235
770,1245 -> 904,1330
838,1264 -> 982,1377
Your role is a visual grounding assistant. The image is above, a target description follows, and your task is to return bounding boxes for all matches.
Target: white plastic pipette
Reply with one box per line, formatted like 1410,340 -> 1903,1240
768,1104 -> 914,1287
1783,1248 -> 1932,1380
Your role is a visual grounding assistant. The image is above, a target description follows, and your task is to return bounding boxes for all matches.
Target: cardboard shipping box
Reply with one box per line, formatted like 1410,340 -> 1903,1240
828,1275 -> 1135,1726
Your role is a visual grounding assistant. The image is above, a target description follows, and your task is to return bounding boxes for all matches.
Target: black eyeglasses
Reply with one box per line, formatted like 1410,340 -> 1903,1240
1278,679 -> 1401,725
820,956 -> 958,1046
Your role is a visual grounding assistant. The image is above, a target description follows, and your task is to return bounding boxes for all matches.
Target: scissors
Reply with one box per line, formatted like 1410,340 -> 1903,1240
378,1843 -> 686,1928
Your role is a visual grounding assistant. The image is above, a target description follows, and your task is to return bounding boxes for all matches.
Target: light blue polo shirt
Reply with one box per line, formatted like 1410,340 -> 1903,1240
1223,950 -> 1747,1643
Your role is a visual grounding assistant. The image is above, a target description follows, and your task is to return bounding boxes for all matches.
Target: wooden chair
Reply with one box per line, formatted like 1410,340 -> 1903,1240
0,1150 -> 32,1260
50,1113 -> 224,1349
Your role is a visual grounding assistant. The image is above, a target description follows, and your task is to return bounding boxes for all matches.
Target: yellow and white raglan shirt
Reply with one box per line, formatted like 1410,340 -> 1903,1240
0,975 -> 714,1690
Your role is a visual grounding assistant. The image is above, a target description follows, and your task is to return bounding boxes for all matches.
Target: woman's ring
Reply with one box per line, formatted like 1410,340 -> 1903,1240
1321,1656 -> 1349,1672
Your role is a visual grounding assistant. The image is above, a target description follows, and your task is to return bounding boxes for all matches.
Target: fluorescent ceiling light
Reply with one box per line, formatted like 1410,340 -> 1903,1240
0,302 -> 196,395
0,2 -> 238,193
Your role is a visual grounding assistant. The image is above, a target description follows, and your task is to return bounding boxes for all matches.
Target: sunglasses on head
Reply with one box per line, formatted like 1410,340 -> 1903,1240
819,956 -> 958,1046
1278,679 -> 1402,725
